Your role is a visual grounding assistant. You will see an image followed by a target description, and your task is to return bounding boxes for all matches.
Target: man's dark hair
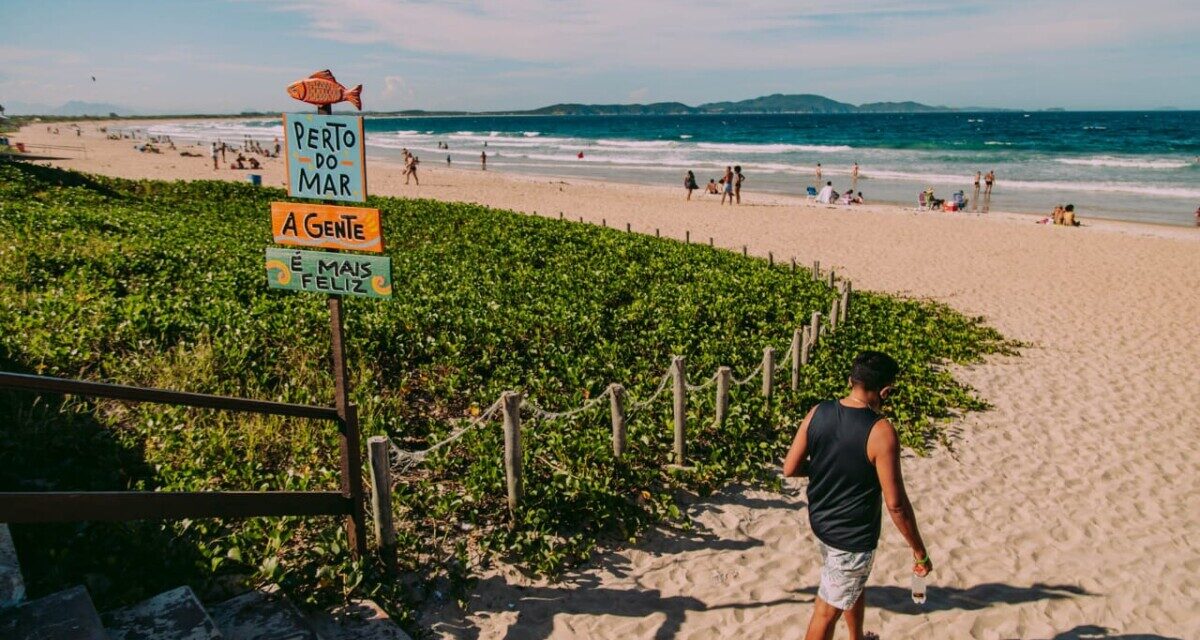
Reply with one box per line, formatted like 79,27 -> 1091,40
850,351 -> 900,391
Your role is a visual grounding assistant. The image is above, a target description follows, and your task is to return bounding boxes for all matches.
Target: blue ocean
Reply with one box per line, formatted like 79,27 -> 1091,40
153,111 -> 1200,226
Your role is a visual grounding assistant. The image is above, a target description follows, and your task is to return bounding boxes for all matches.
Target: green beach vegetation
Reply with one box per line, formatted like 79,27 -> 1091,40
0,162 -> 1010,624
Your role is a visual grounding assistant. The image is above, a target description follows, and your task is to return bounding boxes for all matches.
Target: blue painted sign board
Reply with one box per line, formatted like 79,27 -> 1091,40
283,113 -> 367,203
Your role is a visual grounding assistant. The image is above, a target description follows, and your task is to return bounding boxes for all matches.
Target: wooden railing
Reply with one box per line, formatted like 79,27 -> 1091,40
0,371 -> 367,558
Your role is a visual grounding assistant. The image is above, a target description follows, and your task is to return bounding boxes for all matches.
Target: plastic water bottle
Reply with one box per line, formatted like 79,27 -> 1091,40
911,573 -> 927,604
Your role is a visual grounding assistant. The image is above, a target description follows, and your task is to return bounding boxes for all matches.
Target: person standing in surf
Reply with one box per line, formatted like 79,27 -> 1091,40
972,171 -> 982,212
720,166 -> 735,205
851,162 -> 860,191
983,170 -> 995,213
734,166 -> 746,204
815,162 -> 823,184
481,150 -> 487,171
783,351 -> 932,640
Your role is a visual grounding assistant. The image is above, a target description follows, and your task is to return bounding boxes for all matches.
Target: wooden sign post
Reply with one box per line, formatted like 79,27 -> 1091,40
268,80 -> 382,563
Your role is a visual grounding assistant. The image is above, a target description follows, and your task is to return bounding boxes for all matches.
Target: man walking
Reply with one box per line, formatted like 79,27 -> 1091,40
783,351 -> 932,640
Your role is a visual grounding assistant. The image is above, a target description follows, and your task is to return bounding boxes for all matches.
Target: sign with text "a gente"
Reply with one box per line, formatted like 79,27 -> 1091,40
270,201 -> 383,253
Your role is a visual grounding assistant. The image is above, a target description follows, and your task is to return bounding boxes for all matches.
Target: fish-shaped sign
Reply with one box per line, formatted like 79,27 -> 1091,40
286,70 -> 362,110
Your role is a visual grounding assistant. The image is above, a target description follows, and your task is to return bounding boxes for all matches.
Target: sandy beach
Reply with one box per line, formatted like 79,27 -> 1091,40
10,121 -> 1200,639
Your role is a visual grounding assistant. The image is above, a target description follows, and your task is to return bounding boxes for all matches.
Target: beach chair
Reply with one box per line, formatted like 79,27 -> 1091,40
806,186 -> 818,200
917,191 -> 927,210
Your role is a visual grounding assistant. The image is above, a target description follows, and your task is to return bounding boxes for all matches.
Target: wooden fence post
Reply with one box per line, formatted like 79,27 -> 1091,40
502,391 -> 522,518
830,297 -> 840,332
579,216 -> 584,223
559,212 -> 564,220
626,222 -> 631,233
811,311 -> 823,342
686,230 -> 690,244
812,260 -> 820,281
656,228 -> 661,238
602,218 -> 607,227
609,383 -> 626,459
790,327 -> 802,391
801,325 -> 812,365
743,245 -> 748,257
828,269 -> 836,288
791,258 -> 796,274
709,237 -> 714,247
715,366 -> 732,427
841,281 -> 851,323
367,436 -> 396,572
671,356 -> 687,466
762,347 -> 775,401
768,251 -> 774,266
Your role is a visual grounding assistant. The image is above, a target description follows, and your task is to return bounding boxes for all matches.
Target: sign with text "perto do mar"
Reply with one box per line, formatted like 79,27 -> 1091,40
284,113 -> 367,202
265,248 -> 393,299
271,201 -> 383,253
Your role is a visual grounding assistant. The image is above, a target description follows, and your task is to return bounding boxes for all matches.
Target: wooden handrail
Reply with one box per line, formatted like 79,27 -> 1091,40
0,371 -> 338,421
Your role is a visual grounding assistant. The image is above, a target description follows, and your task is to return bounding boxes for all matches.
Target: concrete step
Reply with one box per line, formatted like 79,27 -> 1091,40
103,585 -> 222,640
0,524 -> 26,609
0,584 -> 107,640
306,599 -> 412,640
208,585 -> 320,640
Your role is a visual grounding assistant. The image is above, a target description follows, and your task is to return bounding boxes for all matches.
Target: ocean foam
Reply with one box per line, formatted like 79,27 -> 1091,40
1054,156 -> 1190,170
695,142 -> 852,154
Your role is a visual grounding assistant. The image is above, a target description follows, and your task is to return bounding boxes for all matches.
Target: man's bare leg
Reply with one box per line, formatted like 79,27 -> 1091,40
804,596 -> 842,640
844,592 -> 868,639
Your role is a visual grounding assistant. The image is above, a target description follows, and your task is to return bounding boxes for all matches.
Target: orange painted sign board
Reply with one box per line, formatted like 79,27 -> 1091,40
270,201 -> 384,253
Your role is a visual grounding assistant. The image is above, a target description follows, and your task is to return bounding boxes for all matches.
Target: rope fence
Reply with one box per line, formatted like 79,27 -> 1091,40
378,229 -> 857,526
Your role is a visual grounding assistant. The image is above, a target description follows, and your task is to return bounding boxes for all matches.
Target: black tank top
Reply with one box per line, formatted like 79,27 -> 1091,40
805,400 -> 883,552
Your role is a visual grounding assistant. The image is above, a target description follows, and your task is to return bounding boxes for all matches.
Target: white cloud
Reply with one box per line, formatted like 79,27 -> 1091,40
260,0 -> 1197,72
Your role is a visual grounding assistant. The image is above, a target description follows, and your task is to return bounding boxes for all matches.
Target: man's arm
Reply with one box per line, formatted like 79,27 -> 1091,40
782,406 -> 818,477
868,418 -> 932,576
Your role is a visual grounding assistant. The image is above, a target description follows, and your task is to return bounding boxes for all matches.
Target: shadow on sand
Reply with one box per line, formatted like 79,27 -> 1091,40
434,572 -> 809,640
792,581 -> 1091,615
1042,625 -> 1182,640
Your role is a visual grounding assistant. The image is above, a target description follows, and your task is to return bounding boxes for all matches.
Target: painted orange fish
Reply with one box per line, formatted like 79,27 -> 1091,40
286,70 -> 362,110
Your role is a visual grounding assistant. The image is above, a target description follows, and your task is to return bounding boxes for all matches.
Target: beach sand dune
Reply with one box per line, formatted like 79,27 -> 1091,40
13,122 -> 1200,639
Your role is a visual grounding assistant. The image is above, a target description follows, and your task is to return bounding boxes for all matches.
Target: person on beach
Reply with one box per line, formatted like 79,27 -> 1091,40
783,351 -> 932,640
815,162 -> 823,183
447,154 -> 452,166
817,181 -> 835,204
684,170 -> 698,200
972,172 -> 981,212
405,154 -> 420,185
720,166 -> 735,205
481,150 -> 487,171
984,170 -> 995,195
706,179 -> 720,195
734,166 -> 745,204
851,162 -> 859,190
210,142 -> 218,170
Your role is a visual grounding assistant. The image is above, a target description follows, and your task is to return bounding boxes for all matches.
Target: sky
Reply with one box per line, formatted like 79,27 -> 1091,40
1,0 -> 1198,114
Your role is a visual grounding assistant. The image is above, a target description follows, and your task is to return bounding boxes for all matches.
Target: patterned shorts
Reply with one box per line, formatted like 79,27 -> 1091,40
817,540 -> 876,610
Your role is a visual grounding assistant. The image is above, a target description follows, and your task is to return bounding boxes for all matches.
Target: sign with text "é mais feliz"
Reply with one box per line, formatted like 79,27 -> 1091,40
270,201 -> 383,253
284,113 -> 367,203
265,248 -> 392,299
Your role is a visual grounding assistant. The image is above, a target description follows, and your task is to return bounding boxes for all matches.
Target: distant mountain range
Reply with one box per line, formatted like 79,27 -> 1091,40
2,100 -> 137,117
383,94 -> 960,116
